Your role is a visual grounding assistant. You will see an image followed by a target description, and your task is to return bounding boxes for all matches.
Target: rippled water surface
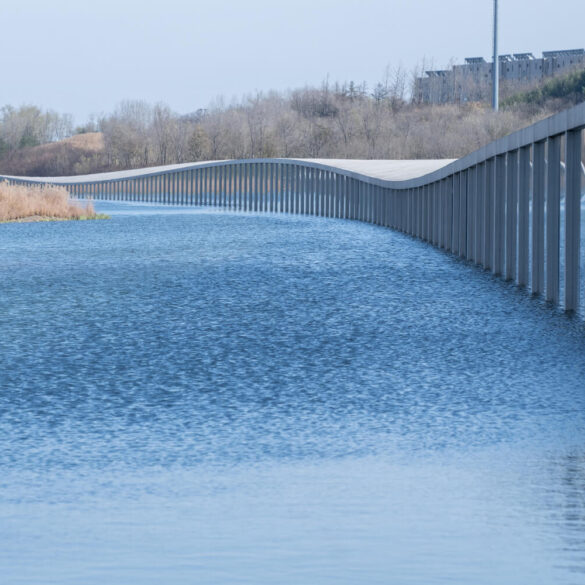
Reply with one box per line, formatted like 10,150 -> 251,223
1,203 -> 585,584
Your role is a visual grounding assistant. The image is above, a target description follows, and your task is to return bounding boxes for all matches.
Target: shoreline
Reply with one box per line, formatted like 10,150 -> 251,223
1,213 -> 109,224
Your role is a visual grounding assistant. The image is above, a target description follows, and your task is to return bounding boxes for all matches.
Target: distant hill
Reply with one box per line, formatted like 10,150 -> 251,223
0,132 -> 107,177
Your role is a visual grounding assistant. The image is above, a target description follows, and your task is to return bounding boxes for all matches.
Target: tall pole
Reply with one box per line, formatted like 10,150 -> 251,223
492,0 -> 499,111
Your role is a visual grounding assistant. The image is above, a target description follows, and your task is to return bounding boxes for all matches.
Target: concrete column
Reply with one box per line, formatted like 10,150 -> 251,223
493,154 -> 506,276
451,174 -> 460,254
229,165 -> 234,209
424,184 -> 430,241
439,181 -> 445,248
254,162 -> 259,211
435,182 -> 441,244
466,168 -> 475,260
198,167 -> 203,206
286,164 -> 292,214
266,163 -> 272,212
314,170 -> 320,217
532,141 -> 546,294
274,164 -> 279,213
403,188 -> 407,232
408,188 -> 412,233
291,164 -> 299,215
545,134 -> 561,304
281,165 -> 286,214
350,177 -> 355,221
308,168 -> 313,216
380,186 -> 385,228
347,177 -> 352,219
242,164 -> 247,211
187,170 -> 193,205
340,175 -> 346,219
231,165 -> 236,210
459,171 -> 468,258
518,145 -> 531,288
412,187 -> 420,238
240,165 -> 246,211
219,166 -> 225,208
321,169 -> 326,217
329,172 -> 335,218
259,163 -> 263,212
250,164 -> 255,212
380,185 -> 385,227
445,179 -> 451,249
505,151 -> 518,281
484,158 -> 495,271
415,187 -> 420,237
265,162 -> 270,212
354,178 -> 359,221
214,166 -> 219,208
299,166 -> 305,215
430,182 -> 436,243
565,128 -> 582,312
363,181 -> 368,223
288,163 -> 292,214
225,165 -> 230,208
273,163 -> 278,213
334,174 -> 339,218
290,165 -> 296,214
292,165 -> 298,214
286,164 -> 291,214
355,179 -> 365,221
475,163 -> 485,266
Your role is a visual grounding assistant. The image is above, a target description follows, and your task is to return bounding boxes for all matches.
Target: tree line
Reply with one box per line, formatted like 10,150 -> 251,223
0,72 -> 567,177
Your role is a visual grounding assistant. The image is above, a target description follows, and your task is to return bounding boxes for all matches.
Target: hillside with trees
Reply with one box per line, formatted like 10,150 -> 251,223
1,69 -> 582,177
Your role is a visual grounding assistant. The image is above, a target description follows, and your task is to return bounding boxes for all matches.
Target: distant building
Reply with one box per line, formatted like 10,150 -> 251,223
414,49 -> 585,105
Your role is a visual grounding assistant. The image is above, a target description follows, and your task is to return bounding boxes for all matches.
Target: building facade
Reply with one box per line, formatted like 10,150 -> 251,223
414,49 -> 585,105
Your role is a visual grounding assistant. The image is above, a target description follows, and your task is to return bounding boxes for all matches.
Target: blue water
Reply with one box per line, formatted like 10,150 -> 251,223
1,203 -> 585,585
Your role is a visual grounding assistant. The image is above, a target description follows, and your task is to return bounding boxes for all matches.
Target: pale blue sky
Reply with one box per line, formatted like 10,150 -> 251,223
1,0 -> 583,123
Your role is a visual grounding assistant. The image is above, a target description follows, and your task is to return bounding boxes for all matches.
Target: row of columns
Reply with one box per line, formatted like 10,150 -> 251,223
390,129 -> 583,313
58,164 -> 397,222
6,138 -> 583,313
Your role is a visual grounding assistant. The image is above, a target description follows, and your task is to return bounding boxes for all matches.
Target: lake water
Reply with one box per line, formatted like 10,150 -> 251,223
1,203 -> 585,584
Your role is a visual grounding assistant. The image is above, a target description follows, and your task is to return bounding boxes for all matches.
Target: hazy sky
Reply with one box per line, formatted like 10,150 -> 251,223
1,0 -> 583,123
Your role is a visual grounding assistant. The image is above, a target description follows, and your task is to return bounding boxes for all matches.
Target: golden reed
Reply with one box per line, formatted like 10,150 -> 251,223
0,181 -> 97,222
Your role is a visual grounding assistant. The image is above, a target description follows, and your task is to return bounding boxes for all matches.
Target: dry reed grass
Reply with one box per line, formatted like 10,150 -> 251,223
0,181 -> 98,222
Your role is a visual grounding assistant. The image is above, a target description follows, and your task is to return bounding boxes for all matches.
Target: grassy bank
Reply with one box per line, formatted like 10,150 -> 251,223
0,181 -> 108,222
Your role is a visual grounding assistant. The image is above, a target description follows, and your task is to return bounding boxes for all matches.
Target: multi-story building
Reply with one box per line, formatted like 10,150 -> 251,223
414,49 -> 585,105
